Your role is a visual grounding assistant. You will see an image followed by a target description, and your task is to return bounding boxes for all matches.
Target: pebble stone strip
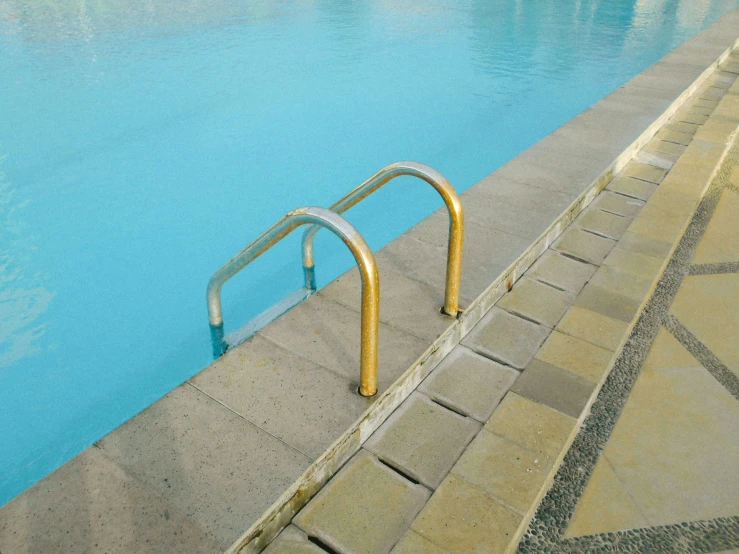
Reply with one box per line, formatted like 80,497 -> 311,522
518,89 -> 739,550
261,54 -> 739,554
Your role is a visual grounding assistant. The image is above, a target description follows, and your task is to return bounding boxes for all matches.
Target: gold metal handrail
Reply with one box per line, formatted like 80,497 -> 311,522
207,206 -> 380,397
301,161 -> 464,317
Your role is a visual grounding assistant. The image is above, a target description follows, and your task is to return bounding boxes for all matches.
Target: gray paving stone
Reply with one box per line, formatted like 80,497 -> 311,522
260,293 -> 428,393
575,208 -> 632,241
465,175 -> 573,215
319,262 -> 454,341
592,191 -> 646,218
0,447 -> 222,554
526,249 -> 597,295
617,232 -> 673,260
97,384 -> 312,547
552,227 -> 617,265
462,307 -> 550,369
419,346 -> 518,423
364,393 -> 481,489
622,162 -> 669,184
510,359 -> 596,419
634,150 -> 676,169
589,265 -> 653,303
575,282 -> 640,323
190,335 -> 372,459
498,276 -> 575,328
294,450 -> 430,554
263,526 -> 326,554
606,175 -> 659,201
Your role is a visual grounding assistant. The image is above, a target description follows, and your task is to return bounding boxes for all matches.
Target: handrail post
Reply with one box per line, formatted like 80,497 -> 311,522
301,161 -> 463,316
207,206 -> 379,397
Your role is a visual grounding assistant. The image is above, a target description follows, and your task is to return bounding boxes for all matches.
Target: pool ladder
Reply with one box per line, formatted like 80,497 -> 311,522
206,161 -> 464,397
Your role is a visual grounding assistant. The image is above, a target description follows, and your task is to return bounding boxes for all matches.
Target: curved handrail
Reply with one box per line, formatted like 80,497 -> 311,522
207,206 -> 380,397
301,161 -> 464,317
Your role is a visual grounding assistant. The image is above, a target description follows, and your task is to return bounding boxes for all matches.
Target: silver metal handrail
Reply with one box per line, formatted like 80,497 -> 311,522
301,161 -> 464,317
207,206 -> 380,397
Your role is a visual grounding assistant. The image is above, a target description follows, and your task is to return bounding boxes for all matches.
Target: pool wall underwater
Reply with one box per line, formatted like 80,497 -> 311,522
2,0 -> 739,506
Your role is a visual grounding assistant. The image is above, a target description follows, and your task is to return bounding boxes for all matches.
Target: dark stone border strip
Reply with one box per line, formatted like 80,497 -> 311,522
688,262 -> 739,274
517,145 -> 739,553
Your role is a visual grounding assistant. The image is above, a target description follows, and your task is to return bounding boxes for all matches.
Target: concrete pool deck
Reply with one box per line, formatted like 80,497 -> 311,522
2,8 -> 739,554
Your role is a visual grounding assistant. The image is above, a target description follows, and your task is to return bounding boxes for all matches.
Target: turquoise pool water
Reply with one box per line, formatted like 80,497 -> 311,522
1,0 -> 737,506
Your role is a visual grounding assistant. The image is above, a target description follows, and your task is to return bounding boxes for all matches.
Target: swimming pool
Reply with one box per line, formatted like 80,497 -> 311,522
1,0 -> 737,506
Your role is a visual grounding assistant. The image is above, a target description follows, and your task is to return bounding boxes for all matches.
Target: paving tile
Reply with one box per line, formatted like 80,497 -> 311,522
190,335 -> 372,459
497,276 -> 574,327
511,359 -> 595,418
606,175 -> 659,201
644,138 -> 687,157
634,149 -> 675,169
627,206 -> 691,244
564,457 -> 649,538
535,330 -> 614,383
575,283 -> 639,323
556,306 -> 629,352
672,274 -> 739,378
461,307 -> 550,369
693,117 -> 739,144
465,175 -> 573,215
364,393 -> 481,489
319,262 -> 454,341
674,107 -> 710,125
655,128 -> 693,146
698,85 -> 727,102
575,208 -> 632,240
410,474 -> 523,554
692,188 -> 739,264
294,450 -> 430,554
418,346 -> 518,423
603,329 -> 739,526
552,227 -> 617,265
622,162 -> 668,184
263,526 -> 326,554
391,530 -> 448,554
616,232 -> 673,260
526,249 -> 596,295
692,98 -> 719,110
592,191 -> 645,217
260,293 -> 428,393
452,430 -> 554,514
485,392 -> 576,462
687,104 -> 713,117
602,248 -> 664,280
665,120 -> 700,135
590,264 -> 653,302
97,385 -> 312,546
0,447 -> 223,554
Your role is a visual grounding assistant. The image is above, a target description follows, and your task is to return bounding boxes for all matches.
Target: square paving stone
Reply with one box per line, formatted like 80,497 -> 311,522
0,447 -> 223,554
461,307 -> 550,369
510,359 -> 596,418
634,150 -> 675,170
575,208 -> 632,240
622,162 -> 668,184
452,430 -> 554,513
263,526 -> 327,554
617,232 -> 673,260
556,306 -> 629,352
466,176 -> 573,215
602,248 -> 664,280
190,335 -> 372,459
364,393 -> 481,489
294,450 -> 430,554
590,264 -> 654,302
644,138 -> 687,157
96,385 -> 312,547
410,474 -> 523,554
535,330 -> 614,383
552,227 -> 617,265
497,276 -> 574,328
319,261 -> 454,342
418,346 -> 518,423
575,282 -> 639,323
592,191 -> 645,218
606,175 -> 658,201
485,392 -> 576,462
526,250 -> 596,295
665,120 -> 700,135
260,293 -> 428,393
390,530 -> 448,554
655,128 -> 692,146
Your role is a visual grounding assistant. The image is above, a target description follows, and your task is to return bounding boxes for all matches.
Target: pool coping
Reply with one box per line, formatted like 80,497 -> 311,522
225,12 -> 739,554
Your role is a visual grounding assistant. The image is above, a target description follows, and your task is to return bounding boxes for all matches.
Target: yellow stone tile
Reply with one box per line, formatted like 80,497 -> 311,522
622,162 -> 667,184
565,457 -> 649,538
575,283 -> 639,323
603,328 -> 739,526
391,530 -> 448,554
602,248 -> 663,280
590,265 -> 653,302
671,274 -> 739,378
485,392 -> 575,462
617,232 -> 672,260
556,306 -> 629,352
732,166 -> 739,187
536,331 -> 613,383
411,474 -> 523,554
693,118 -> 738,144
655,128 -> 692,146
712,93 -> 739,122
627,210 -> 687,244
644,139 -> 686,157
452,430 -> 553,514
692,189 -> 739,264
605,175 -> 657,201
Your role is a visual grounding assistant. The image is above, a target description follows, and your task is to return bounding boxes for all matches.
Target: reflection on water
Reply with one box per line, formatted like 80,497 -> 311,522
1,0 -> 737,506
